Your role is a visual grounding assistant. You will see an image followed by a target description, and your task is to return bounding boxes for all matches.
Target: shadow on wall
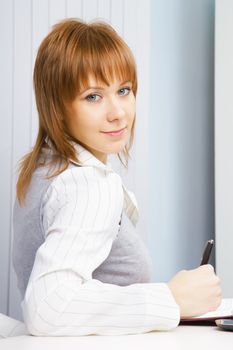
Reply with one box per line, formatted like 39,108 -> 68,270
148,0 -> 215,282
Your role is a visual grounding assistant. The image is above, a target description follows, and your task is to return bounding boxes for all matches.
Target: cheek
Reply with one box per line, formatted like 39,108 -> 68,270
129,95 -> 136,112
128,99 -> 136,120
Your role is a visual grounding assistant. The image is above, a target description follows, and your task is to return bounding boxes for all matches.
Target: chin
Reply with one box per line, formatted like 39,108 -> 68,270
108,143 -> 127,153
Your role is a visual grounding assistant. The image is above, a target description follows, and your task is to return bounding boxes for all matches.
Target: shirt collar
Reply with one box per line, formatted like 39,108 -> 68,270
68,141 -> 114,173
44,136 -> 113,172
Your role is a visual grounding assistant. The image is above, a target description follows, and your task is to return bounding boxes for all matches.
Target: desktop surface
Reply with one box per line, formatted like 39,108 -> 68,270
1,325 -> 233,350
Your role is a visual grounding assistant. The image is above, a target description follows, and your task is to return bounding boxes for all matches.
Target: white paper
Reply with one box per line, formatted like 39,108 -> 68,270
182,298 -> 233,321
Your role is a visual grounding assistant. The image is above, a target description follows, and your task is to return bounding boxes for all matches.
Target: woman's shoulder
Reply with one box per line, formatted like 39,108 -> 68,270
36,145 -> 123,187
44,162 -> 123,201
27,147 -> 123,209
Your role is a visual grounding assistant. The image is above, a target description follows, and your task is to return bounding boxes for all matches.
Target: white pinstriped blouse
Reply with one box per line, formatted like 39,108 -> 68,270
12,141 -> 180,336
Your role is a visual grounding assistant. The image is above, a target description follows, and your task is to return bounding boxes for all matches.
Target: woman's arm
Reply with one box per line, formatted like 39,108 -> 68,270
22,166 -> 180,336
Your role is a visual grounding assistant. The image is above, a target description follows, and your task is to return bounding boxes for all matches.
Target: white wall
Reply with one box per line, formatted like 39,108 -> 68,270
0,0 -> 150,320
148,0 -> 215,282
215,0 -> 233,297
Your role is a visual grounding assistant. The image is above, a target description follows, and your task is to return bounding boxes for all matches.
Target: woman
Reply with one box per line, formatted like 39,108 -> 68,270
13,18 -> 221,336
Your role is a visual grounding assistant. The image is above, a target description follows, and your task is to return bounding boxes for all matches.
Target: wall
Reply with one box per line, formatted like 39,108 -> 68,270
215,0 -> 233,297
148,0 -> 215,282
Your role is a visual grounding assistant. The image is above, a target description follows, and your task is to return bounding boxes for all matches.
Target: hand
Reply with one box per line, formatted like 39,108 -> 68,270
167,264 -> 222,318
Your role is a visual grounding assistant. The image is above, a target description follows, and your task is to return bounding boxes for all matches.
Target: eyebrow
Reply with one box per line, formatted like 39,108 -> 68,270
80,81 -> 132,95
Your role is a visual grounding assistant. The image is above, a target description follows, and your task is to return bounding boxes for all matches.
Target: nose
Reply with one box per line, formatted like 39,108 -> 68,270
106,97 -> 126,121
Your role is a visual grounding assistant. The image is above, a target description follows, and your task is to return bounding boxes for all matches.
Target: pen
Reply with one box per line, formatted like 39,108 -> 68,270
200,239 -> 214,265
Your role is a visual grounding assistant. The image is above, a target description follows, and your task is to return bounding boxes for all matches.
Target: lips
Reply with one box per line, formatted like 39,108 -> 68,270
102,127 -> 126,133
101,127 -> 127,137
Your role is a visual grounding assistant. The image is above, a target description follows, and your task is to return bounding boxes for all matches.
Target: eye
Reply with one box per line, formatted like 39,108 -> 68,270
118,87 -> 131,96
85,94 -> 101,102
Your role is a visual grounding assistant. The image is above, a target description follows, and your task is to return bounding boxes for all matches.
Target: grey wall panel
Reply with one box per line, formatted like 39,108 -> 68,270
9,0 -> 32,320
97,0 -> 110,20
215,0 -> 233,297
49,0 -> 67,26
0,0 -> 14,316
83,0 -> 98,21
149,0 -> 215,282
67,0 -> 82,18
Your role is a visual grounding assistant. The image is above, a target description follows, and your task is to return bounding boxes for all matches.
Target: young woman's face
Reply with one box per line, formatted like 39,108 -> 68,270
66,77 -> 136,164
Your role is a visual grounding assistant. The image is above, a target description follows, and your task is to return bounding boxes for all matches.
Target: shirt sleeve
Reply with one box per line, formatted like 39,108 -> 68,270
22,166 -> 180,336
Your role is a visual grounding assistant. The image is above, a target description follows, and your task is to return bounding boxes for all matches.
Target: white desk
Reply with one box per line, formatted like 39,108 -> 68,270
1,325 -> 232,350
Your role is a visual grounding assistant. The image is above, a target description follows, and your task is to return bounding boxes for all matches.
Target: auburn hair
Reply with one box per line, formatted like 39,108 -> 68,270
16,18 -> 138,205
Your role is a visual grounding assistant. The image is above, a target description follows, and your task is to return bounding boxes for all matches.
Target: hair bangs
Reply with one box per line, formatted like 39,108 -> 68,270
71,27 -> 137,97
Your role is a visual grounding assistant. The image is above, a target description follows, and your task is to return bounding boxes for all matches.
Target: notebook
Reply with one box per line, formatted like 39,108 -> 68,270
181,298 -> 233,322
